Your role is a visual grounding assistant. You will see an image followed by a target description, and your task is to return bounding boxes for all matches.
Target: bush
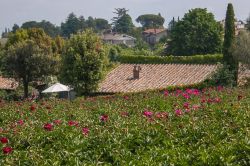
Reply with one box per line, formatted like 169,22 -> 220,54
209,63 -> 237,87
60,29 -> 108,96
117,54 -> 223,64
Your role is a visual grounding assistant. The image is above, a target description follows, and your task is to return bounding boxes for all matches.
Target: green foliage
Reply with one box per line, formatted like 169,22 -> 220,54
51,36 -> 65,54
136,13 -> 165,29
94,18 -> 111,32
232,31 -> 250,69
209,63 -> 237,87
21,20 -> 60,38
61,13 -> 110,38
118,54 -> 223,64
223,3 -> 238,85
4,28 -> 58,98
0,87 -> 249,165
60,29 -> 108,95
11,24 -> 20,33
112,8 -> 134,33
246,14 -> 250,31
0,47 -> 5,75
167,8 -> 223,56
61,13 -> 83,38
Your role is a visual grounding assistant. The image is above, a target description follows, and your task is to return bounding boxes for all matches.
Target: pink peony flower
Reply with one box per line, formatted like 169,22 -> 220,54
175,109 -> 183,116
238,95 -> 243,101
2,147 -> 13,154
53,120 -> 62,125
213,97 -> 221,103
183,102 -> 189,109
43,123 -> 53,131
163,90 -> 169,96
68,121 -> 79,127
30,105 -> 36,111
182,93 -> 190,99
82,127 -> 89,136
155,112 -> 168,119
123,96 -> 129,100
217,85 -> 223,91
100,115 -> 109,122
143,111 -> 153,117
17,120 -> 24,126
192,104 -> 200,111
0,137 -> 8,144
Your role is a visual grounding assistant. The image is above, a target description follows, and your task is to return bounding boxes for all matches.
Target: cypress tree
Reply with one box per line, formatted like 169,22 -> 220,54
223,3 -> 238,85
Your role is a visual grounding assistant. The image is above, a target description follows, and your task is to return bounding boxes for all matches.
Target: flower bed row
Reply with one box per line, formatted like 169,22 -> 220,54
0,86 -> 249,165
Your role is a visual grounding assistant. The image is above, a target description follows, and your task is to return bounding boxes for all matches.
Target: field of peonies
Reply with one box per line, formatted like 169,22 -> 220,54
0,86 -> 249,165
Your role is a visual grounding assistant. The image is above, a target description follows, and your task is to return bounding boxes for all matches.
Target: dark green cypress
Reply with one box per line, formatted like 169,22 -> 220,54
223,3 -> 238,85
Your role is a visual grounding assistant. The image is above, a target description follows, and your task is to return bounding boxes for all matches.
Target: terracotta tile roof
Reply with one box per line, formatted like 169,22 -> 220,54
143,29 -> 166,35
99,64 -> 218,93
0,76 -> 19,90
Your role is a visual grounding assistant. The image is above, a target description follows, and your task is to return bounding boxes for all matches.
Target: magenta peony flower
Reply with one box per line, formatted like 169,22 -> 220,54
238,95 -> 243,101
175,109 -> 183,116
123,96 -> 129,100
163,90 -> 169,96
68,121 -> 79,127
217,85 -> 223,91
2,147 -> 13,154
53,120 -> 62,125
182,93 -> 190,99
43,123 -> 53,131
143,111 -> 153,117
0,137 -> 8,144
17,120 -> 24,126
155,112 -> 168,119
82,127 -> 89,136
192,104 -> 200,111
213,97 -> 221,103
100,115 -> 109,122
30,105 -> 36,111
183,102 -> 189,109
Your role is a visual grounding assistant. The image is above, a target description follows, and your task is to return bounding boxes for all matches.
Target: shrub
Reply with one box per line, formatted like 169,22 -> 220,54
209,63 -> 237,87
117,54 -> 223,64
60,29 -> 108,96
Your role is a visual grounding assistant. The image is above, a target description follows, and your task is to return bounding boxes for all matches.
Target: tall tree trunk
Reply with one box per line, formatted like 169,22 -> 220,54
23,78 -> 29,98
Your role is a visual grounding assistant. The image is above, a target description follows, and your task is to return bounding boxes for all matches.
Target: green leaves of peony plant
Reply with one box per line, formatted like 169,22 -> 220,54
60,29 -> 108,96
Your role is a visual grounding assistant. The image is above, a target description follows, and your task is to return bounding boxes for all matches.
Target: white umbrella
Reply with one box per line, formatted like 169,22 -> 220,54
42,83 -> 72,100
42,83 -> 70,93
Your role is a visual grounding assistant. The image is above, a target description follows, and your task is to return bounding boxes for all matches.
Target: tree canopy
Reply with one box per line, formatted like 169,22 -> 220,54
60,29 -> 108,95
4,28 -> 59,97
167,8 -> 223,56
61,13 -> 110,38
233,31 -> 250,69
136,14 -> 165,29
112,8 -> 134,33
223,3 -> 238,85
21,20 -> 60,38
246,14 -> 250,31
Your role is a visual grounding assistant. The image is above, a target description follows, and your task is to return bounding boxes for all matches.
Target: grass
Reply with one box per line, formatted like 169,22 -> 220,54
0,86 -> 249,165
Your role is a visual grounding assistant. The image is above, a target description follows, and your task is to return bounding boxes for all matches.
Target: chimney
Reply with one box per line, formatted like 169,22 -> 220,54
133,65 -> 141,79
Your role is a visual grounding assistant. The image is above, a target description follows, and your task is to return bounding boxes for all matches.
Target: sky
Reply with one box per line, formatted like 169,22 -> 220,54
0,0 -> 249,33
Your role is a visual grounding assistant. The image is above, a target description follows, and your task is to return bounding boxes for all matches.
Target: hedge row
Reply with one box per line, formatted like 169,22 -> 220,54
117,54 -> 223,64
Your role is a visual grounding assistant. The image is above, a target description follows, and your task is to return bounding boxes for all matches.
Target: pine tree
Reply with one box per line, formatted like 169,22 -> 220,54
223,3 -> 238,85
